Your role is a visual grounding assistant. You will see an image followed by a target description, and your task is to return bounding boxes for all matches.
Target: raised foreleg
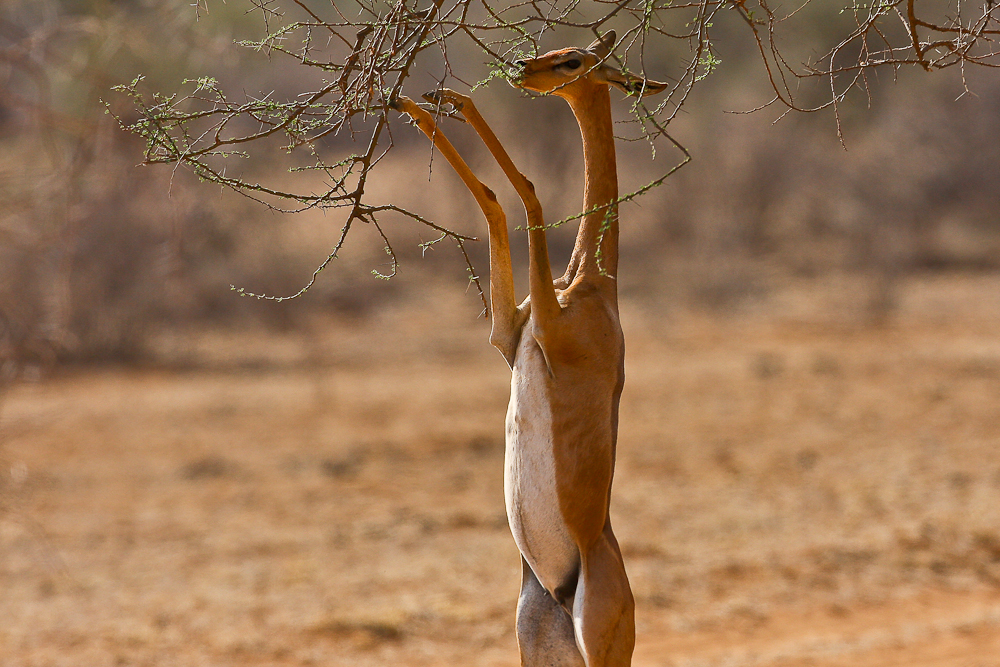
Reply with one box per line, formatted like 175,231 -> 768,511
426,89 -> 564,368
390,96 -> 522,365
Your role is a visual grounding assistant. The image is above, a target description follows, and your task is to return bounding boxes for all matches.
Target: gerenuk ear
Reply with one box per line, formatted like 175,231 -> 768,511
586,31 -> 616,60
596,66 -> 669,97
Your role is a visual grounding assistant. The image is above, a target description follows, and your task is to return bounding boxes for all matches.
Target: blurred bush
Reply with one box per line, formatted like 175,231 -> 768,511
629,66 -> 1000,315
2,0 -> 999,380
0,1 -> 400,380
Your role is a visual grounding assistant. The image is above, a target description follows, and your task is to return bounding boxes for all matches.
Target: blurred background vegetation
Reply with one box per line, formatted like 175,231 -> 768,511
1,6 -> 999,662
1,0 -> 998,380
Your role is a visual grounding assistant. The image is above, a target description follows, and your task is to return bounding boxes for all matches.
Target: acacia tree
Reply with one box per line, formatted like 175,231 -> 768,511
114,0 -> 1000,305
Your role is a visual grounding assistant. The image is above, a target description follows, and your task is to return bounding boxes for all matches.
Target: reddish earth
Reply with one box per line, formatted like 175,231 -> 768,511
2,275 -> 1000,666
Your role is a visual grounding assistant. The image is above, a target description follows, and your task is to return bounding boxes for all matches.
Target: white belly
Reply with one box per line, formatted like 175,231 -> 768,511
504,336 -> 579,594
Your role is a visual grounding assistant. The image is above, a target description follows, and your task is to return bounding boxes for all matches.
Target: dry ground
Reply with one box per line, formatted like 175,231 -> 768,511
2,274 -> 1000,666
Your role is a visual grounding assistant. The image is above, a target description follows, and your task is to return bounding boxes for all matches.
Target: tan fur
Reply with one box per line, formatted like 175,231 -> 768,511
393,31 -> 665,666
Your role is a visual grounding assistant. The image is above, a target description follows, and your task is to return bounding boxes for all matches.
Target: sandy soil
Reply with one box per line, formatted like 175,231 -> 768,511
3,274 -> 1000,666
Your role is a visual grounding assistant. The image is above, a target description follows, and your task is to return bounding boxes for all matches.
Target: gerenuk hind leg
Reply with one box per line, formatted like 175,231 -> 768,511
516,557 -> 585,667
570,523 -> 635,667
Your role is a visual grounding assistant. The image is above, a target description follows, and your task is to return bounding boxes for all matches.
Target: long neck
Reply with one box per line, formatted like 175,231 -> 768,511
564,85 -> 619,284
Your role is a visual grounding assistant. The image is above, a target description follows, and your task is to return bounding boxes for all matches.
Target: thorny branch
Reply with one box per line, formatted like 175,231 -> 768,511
114,0 -> 1000,304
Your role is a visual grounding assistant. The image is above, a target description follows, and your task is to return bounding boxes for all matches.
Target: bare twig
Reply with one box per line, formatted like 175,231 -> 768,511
113,0 -> 1000,298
